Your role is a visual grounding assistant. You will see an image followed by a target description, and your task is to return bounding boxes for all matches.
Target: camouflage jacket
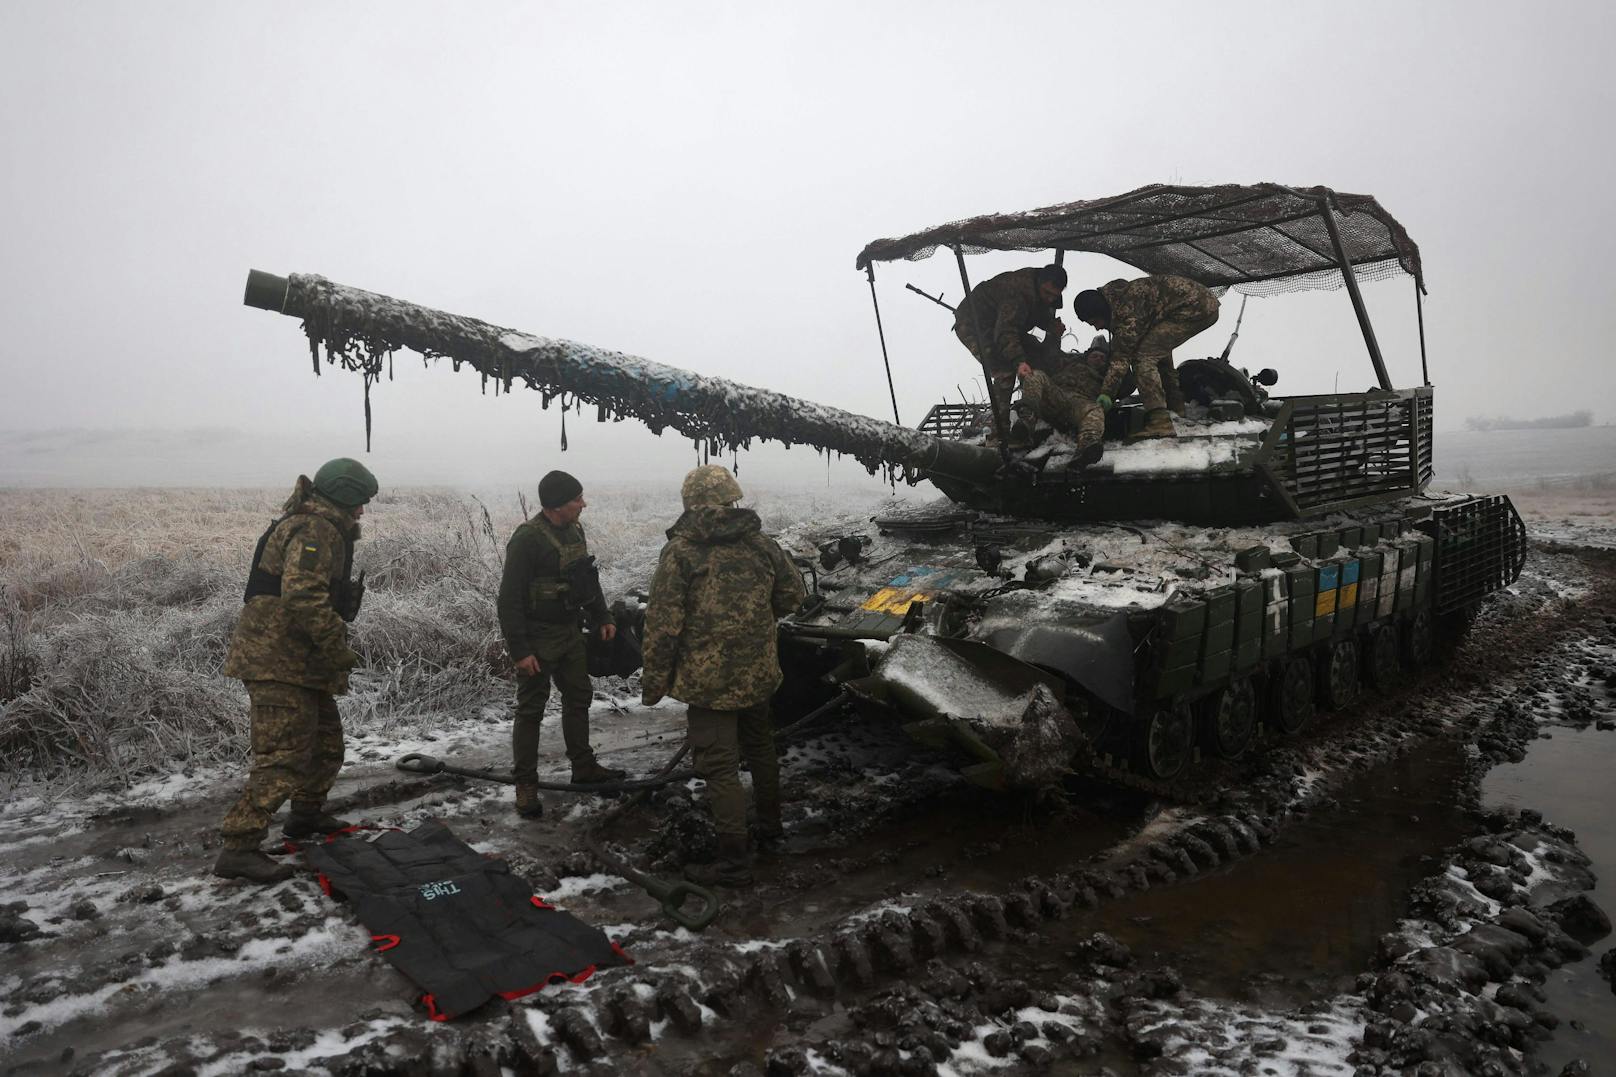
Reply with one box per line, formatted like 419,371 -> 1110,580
1099,275 -> 1219,360
223,479 -> 360,694
953,267 -> 1059,371
640,507 -> 806,710
497,515 -> 612,664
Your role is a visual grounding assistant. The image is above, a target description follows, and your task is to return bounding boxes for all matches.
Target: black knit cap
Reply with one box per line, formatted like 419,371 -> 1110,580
1073,289 -> 1109,321
538,470 -> 583,509
1036,264 -> 1068,289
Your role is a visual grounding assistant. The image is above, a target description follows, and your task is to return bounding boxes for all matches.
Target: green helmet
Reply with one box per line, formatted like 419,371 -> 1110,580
681,465 -> 743,510
312,458 -> 379,508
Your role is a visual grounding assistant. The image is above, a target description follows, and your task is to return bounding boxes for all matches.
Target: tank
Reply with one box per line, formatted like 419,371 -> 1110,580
241,183 -> 1528,795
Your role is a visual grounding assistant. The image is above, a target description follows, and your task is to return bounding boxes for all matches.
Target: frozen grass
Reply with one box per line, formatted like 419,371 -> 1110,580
0,482 -> 905,790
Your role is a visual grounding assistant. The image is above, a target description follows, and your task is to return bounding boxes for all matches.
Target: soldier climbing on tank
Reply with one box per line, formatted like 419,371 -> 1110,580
1013,335 -> 1110,468
214,458 -> 378,885
497,470 -> 626,820
954,265 -> 1068,439
1072,274 -> 1220,441
640,466 -> 808,888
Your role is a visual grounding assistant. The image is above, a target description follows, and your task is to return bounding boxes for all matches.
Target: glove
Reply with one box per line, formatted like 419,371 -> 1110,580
333,645 -> 361,671
1097,394 -> 1114,412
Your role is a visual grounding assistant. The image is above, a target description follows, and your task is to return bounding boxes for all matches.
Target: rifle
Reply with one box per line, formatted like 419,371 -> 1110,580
905,283 -> 956,313
1218,293 -> 1249,362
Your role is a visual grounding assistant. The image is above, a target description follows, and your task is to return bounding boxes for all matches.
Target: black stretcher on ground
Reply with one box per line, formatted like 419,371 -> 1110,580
300,819 -> 631,1020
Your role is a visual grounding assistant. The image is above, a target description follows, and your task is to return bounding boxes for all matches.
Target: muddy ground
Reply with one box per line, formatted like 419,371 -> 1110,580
3,529 -> 1615,1076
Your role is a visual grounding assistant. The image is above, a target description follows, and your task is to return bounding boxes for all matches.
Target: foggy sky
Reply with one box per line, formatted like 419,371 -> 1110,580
2,1 -> 1613,490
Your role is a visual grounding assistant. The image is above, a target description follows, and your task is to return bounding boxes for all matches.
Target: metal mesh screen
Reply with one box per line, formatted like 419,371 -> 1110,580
1269,388 -> 1434,512
917,402 -> 992,440
1430,495 -> 1528,613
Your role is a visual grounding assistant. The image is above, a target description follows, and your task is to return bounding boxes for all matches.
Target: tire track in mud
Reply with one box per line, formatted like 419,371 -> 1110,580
3,544 -> 1612,1075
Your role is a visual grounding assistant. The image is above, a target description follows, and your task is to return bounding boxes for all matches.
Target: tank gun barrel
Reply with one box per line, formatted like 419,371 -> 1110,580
244,270 -> 998,482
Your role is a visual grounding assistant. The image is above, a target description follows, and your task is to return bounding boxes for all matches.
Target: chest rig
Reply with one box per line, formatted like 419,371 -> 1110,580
243,513 -> 363,622
522,519 -> 591,622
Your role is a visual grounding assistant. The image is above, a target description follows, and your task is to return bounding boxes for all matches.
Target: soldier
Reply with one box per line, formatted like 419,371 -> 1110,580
1014,337 -> 1112,468
640,466 -> 807,888
1072,274 -> 1220,440
954,264 -> 1068,385
497,470 -> 625,819
214,458 -> 378,885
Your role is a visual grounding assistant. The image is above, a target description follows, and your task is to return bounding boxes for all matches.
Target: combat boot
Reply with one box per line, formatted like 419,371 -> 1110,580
514,782 -> 544,819
684,836 -> 754,888
754,818 -> 785,855
1073,438 -> 1105,470
282,807 -> 354,840
213,848 -> 294,885
1127,409 -> 1177,442
1164,382 -> 1187,417
570,757 -> 628,785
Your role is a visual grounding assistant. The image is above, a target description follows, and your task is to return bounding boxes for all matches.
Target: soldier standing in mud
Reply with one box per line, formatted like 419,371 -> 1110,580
954,264 -> 1067,437
214,458 -> 378,884
497,470 -> 625,820
640,466 -> 807,888
1014,335 -> 1113,468
1072,274 -> 1220,441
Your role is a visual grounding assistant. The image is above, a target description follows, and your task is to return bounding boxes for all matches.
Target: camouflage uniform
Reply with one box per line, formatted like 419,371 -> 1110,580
1097,275 -> 1220,413
641,478 -> 807,842
497,514 -> 614,781
1018,352 -> 1105,452
218,479 -> 361,851
953,267 -> 1061,377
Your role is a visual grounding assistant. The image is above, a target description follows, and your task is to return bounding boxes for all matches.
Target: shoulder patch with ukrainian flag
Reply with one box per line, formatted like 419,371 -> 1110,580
299,543 -> 321,570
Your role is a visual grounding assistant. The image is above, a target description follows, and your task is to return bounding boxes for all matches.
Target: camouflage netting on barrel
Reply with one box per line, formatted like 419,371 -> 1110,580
282,273 -> 951,476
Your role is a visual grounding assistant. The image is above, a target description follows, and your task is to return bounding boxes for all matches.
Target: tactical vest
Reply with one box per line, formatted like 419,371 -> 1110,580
243,513 -> 358,616
520,518 -> 588,623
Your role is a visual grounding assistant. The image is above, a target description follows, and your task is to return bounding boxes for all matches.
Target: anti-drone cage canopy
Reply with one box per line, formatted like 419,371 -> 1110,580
855,182 -> 1423,296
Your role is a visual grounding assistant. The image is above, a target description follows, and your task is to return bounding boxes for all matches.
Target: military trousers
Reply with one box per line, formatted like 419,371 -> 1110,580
1111,308 -> 1220,413
1018,369 -> 1105,449
687,702 -> 780,842
512,641 -> 596,781
219,680 -> 345,850
953,325 -> 1047,380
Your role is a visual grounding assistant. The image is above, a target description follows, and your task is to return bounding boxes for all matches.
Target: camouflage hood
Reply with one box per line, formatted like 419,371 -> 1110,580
667,506 -> 762,546
281,475 -> 361,541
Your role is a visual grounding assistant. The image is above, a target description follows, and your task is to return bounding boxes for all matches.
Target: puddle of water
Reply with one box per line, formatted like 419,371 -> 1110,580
1087,740 -> 1473,1003
1483,720 -> 1616,1072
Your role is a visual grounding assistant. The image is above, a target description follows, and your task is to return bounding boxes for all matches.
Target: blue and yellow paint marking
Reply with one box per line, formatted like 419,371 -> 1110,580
861,565 -> 962,616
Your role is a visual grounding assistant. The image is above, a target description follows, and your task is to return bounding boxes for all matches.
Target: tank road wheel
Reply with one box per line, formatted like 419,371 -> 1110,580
1321,640 -> 1362,711
1203,678 -> 1258,759
1270,658 -> 1315,735
1366,624 -> 1401,691
1403,610 -> 1435,670
1141,704 -> 1195,780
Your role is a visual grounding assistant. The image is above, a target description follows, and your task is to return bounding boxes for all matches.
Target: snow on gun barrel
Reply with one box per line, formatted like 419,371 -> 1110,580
242,270 -> 1001,483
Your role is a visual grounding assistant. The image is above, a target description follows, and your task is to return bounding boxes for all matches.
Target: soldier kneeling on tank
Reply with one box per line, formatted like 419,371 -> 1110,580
214,458 -> 378,885
497,470 -> 627,820
640,466 -> 808,888
1072,274 -> 1220,441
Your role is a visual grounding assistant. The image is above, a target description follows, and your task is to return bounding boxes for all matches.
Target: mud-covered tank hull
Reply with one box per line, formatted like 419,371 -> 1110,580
774,491 -> 1527,792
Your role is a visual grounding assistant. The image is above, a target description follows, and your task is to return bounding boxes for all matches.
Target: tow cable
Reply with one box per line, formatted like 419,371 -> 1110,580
392,689 -> 855,933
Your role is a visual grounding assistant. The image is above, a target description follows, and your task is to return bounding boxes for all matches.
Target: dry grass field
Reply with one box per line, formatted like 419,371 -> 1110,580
0,481 -> 902,792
